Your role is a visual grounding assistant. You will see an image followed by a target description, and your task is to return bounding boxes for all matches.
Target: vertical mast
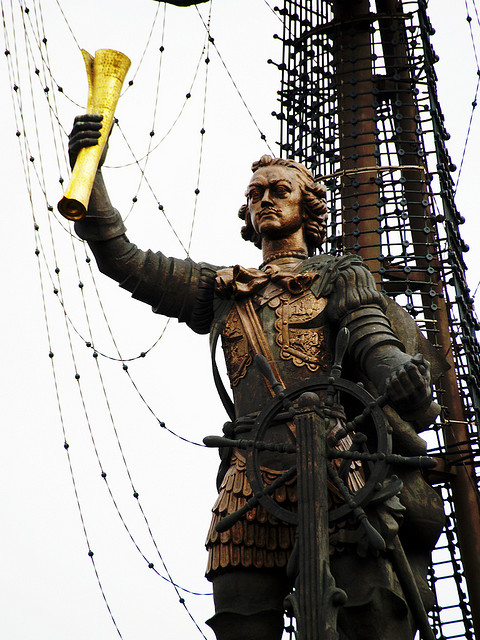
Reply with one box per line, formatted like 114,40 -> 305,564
275,1 -> 480,637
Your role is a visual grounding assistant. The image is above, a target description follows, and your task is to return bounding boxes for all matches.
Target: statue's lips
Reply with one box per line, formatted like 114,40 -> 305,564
257,208 -> 281,220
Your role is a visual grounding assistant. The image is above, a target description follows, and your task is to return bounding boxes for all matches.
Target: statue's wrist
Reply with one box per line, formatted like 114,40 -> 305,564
400,399 -> 441,430
74,207 -> 126,242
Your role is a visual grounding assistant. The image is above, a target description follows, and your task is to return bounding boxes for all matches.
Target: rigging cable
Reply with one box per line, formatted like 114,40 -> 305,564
2,2 -> 296,636
35,0 -> 211,555
453,0 -> 480,194
9,0 -> 215,445
195,4 -> 275,154
3,1 -> 213,636
3,6 -> 124,638
121,5 -> 167,221
187,0 -> 213,255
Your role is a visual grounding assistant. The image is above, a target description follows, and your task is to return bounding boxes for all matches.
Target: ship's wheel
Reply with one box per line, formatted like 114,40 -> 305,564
204,328 -> 435,542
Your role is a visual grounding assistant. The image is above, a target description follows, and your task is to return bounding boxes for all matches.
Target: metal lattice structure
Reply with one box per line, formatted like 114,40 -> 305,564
272,0 -> 480,637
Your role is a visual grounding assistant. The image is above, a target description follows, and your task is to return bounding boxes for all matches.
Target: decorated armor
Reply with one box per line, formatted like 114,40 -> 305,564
75,208 -> 444,639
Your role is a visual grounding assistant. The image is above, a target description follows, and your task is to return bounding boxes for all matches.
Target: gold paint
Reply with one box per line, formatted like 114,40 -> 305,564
221,308 -> 253,387
273,291 -> 330,371
58,49 -> 131,220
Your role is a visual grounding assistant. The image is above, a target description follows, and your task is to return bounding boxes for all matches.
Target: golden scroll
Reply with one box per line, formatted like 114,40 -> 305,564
57,49 -> 131,221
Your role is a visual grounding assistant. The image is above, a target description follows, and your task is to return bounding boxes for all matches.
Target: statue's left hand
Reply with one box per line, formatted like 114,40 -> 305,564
385,353 -> 433,420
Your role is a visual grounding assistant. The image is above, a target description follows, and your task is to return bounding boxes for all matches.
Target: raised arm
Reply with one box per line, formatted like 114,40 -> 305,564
67,114 -> 217,334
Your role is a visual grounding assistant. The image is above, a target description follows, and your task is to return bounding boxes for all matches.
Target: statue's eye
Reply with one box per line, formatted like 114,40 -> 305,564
249,188 -> 262,201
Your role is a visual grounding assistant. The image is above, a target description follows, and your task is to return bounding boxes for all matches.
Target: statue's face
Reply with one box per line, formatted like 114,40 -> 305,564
247,165 -> 304,240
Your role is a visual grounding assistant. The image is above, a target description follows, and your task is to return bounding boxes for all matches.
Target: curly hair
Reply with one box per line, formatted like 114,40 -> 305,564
238,155 -> 328,256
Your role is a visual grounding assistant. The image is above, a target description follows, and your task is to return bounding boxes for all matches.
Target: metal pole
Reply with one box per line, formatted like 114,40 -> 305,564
331,1 -> 480,633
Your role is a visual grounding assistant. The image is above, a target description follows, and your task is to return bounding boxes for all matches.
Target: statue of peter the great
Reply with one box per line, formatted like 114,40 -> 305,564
68,112 -> 444,640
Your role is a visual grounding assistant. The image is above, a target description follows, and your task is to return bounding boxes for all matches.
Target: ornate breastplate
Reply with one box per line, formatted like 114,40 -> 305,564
270,290 -> 329,372
221,285 -> 330,387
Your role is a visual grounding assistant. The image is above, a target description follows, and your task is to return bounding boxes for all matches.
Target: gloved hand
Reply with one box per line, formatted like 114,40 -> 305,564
68,113 -> 104,169
385,353 -> 434,423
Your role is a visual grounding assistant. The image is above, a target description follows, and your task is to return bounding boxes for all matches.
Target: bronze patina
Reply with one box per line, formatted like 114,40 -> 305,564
67,116 -> 445,640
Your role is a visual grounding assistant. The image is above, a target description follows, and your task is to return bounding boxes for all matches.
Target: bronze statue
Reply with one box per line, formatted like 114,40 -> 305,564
68,114 -> 444,640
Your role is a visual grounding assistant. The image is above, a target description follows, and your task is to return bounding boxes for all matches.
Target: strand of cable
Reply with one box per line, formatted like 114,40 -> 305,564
136,6 -> 167,165
115,120 -> 189,252
40,164 -> 131,638
16,1 -> 84,318
122,1 -> 161,94
86,5 -> 193,254
187,2 -> 213,255
79,244 -> 208,448
122,6 -> 168,222
31,191 -> 209,605
2,4 -> 35,203
6,0 -> 212,621
43,1 -> 209,181
6,1 -> 209,442
100,464 -> 213,596
81,247 -> 206,448
472,279 -> 480,302
9,1 -> 82,243
102,39 -> 208,171
46,189 -> 212,623
25,155 -> 210,596
70,313 -> 214,615
5,3 -> 163,358
4,11 -> 125,633
7,157 -> 170,359
262,0 -> 285,25
46,136 -> 213,618
31,0 -> 274,257
68,237 -> 212,603
108,36 -> 211,250
454,0 -> 480,194
21,0 -> 84,109
8,2 -> 237,626
194,4 -> 274,154
12,9 -> 173,359
53,0 -> 81,50
51,0 -> 163,108
25,1 -> 71,189
17,3 -> 52,201
37,250 -> 125,639
29,228 -> 169,364
43,0 -> 211,517
122,359 -> 207,447
99,15 -> 212,256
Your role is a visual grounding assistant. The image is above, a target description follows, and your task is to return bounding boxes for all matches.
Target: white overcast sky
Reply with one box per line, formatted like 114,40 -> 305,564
0,1 -> 479,639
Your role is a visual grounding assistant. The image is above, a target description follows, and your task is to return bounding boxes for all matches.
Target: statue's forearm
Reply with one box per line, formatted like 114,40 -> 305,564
340,304 -> 439,426
339,306 -> 406,386
87,235 -> 148,286
74,170 -> 127,242
88,169 -> 113,212
73,170 -> 156,295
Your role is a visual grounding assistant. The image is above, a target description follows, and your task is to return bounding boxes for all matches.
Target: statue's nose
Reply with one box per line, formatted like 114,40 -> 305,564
261,188 -> 273,206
